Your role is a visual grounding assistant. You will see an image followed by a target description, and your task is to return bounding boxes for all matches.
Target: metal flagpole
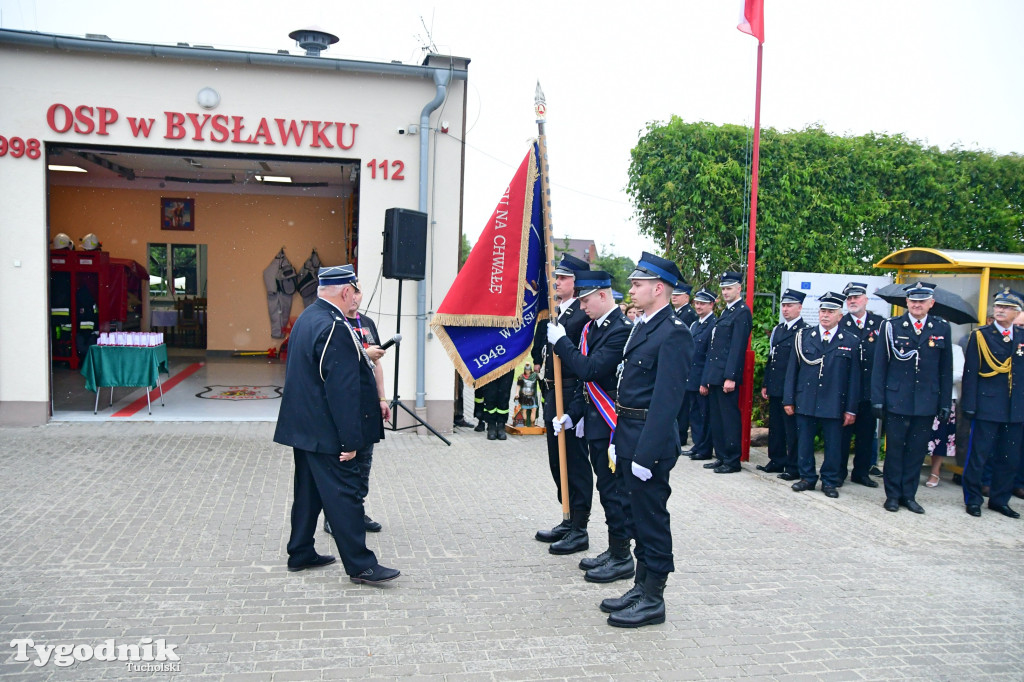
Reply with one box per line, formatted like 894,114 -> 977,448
739,40 -> 764,461
535,82 -> 570,521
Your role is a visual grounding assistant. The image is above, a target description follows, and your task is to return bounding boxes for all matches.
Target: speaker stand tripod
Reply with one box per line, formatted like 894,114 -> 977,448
387,279 -> 451,446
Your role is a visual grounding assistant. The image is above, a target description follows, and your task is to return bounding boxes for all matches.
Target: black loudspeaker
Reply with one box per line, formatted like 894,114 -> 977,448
382,208 -> 427,281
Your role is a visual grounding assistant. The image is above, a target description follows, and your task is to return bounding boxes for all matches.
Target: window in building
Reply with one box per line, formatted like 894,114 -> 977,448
148,243 -> 207,300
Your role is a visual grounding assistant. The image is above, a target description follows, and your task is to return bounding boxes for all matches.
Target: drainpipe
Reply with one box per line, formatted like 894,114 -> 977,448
416,68 -> 451,411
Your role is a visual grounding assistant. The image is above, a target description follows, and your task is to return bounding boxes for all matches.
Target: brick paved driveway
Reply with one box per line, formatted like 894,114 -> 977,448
1,422 -> 1021,680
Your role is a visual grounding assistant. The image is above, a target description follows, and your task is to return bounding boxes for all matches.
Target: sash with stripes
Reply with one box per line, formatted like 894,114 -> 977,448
581,321 -> 618,433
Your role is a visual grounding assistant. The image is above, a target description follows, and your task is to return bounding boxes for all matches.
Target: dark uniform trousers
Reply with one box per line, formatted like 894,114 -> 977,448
709,387 -> 742,468
768,396 -> 799,475
543,381 -> 593,509
677,392 -> 691,446
963,420 -> 1023,508
586,436 -> 629,538
795,415 -> 843,486
482,371 -> 515,425
288,448 -> 376,576
616,434 -> 677,576
686,390 -> 712,456
882,414 -> 935,503
355,445 -> 374,502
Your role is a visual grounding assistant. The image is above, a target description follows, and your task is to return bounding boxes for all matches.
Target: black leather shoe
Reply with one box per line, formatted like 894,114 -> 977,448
600,563 -> 647,614
713,465 -> 741,474
680,449 -> 695,456
364,514 -> 382,532
791,480 -> 816,492
496,426 -> 507,440
851,476 -> 879,488
486,422 -> 498,440
869,466 -> 883,477
349,564 -> 400,585
822,486 -> 839,499
579,549 -> 612,571
287,554 -> 336,572
884,499 -> 899,512
585,554 -> 635,583
690,453 -> 713,461
901,499 -> 925,514
474,420 -> 487,432
988,503 -> 1020,519
703,459 -> 723,469
535,519 -> 571,542
777,472 -> 799,481
550,523 -> 589,555
965,504 -> 982,517
607,573 -> 667,628
756,463 -> 785,473
454,416 -> 474,428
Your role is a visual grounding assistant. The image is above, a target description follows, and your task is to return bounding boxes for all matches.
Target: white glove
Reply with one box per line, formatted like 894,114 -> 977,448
608,444 -> 617,468
551,413 -> 573,435
547,322 -> 567,344
575,418 -> 586,438
631,461 -> 653,481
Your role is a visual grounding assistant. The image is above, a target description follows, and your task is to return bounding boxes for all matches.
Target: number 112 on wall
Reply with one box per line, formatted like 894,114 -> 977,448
365,159 -> 405,180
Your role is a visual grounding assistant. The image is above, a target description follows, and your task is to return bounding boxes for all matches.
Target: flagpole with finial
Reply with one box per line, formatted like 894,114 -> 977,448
535,81 -> 570,522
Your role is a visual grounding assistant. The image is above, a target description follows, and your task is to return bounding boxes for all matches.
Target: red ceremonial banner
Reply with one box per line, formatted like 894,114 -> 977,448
433,145 -> 538,327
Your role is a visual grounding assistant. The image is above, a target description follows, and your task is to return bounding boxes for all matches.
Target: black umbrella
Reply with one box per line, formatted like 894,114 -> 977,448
873,282 -> 978,325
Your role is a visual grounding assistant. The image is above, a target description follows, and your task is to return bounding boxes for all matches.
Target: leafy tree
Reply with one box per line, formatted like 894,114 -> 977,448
592,246 -> 635,298
459,233 -> 471,269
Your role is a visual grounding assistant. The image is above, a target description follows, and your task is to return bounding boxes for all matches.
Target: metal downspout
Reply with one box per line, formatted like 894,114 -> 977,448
416,68 -> 450,410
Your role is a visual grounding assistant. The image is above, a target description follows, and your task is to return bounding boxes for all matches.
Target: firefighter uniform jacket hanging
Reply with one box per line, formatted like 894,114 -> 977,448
263,249 -> 298,338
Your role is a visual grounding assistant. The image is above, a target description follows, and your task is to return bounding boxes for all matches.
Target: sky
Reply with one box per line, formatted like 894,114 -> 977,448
3,0 -> 1022,261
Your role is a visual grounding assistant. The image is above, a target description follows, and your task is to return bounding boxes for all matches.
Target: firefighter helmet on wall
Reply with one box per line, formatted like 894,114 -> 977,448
53,233 -> 74,250
81,233 -> 101,251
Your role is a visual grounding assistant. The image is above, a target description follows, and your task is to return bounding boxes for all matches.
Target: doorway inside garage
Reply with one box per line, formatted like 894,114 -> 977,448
46,143 -> 361,420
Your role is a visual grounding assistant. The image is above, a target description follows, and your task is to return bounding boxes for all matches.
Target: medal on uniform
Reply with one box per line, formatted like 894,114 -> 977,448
929,339 -> 935,347
903,321 -> 909,328
1005,335 -> 1012,343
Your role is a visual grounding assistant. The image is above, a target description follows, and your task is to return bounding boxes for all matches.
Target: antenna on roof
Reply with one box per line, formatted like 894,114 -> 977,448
415,14 -> 438,55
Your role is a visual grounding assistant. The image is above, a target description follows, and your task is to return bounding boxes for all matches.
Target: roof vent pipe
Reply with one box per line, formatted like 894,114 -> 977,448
287,27 -> 339,57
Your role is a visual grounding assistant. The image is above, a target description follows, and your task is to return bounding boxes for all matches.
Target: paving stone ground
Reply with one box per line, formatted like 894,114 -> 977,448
1,422 -> 1022,680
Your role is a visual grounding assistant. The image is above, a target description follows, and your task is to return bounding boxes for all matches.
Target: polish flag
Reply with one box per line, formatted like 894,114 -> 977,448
737,0 -> 765,43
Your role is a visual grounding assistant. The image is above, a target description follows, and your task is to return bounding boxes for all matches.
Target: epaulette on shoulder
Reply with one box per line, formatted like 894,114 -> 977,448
672,318 -> 682,325
931,315 -> 945,324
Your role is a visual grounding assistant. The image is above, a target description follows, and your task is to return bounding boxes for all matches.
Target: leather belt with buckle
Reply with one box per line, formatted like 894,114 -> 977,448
615,402 -> 648,420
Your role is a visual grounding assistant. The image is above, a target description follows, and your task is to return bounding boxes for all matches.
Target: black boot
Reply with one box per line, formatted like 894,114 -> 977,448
486,422 -> 498,440
579,547 -> 612,571
535,518 -> 570,543
474,420 -> 487,432
607,571 -> 667,628
599,562 -> 646,613
496,422 -> 507,440
585,536 -> 634,583
549,509 -> 589,555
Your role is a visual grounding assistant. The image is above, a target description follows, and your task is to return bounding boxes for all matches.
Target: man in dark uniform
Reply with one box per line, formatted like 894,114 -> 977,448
701,272 -> 753,474
548,270 -> 634,582
758,288 -> 807,477
871,282 -> 952,514
274,265 -> 400,586
672,280 -> 698,448
960,288 -> 1024,518
599,252 -> 693,628
783,292 -> 861,498
838,282 -> 885,488
532,253 -> 592,550
684,288 -> 718,461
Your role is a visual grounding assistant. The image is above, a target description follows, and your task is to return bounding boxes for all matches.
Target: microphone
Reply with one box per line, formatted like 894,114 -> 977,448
379,333 -> 402,351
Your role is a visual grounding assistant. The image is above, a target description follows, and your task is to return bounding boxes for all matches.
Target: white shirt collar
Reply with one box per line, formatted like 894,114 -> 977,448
910,313 -> 928,327
726,298 -> 741,309
851,312 -> 867,326
819,324 -> 836,340
558,297 -> 576,314
784,317 -> 799,329
699,312 -> 714,324
594,307 -> 615,327
641,303 -> 670,323
994,321 -> 1013,338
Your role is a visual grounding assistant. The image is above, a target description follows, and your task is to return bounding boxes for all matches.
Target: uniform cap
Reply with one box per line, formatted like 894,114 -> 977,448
780,288 -> 806,304
553,253 -> 591,278
904,281 -> 936,301
818,291 -> 846,310
842,281 -> 868,297
575,270 -> 613,298
672,281 -> 693,296
628,251 -> 682,287
993,288 -> 1024,310
693,288 -> 717,304
318,264 -> 357,287
719,271 -> 742,287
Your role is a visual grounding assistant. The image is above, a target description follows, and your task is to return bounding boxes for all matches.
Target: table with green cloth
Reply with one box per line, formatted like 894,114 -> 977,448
80,344 -> 169,414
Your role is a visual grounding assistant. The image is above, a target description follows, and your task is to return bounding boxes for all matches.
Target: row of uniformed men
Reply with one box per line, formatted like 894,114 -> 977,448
530,252 -> 759,628
760,282 -> 1024,517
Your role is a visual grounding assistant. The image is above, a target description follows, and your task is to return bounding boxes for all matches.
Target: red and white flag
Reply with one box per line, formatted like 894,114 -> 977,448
737,0 -> 764,43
